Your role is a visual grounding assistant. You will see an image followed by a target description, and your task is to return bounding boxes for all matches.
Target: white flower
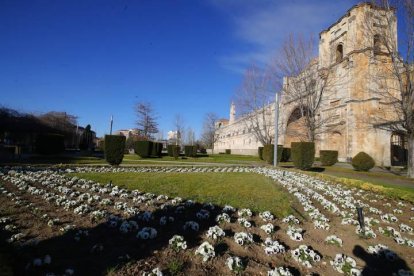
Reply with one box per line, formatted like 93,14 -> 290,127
267,267 -> 293,276
259,211 -> 274,222
260,223 -> 274,234
282,215 -> 300,225
263,237 -> 285,255
237,217 -> 252,228
195,241 -> 215,262
142,267 -> 163,276
169,235 -> 187,252
325,235 -> 343,247
330,254 -> 360,275
290,245 -> 321,268
234,232 -> 253,246
238,208 -> 252,218
216,213 -> 231,224
287,226 -> 303,241
226,256 -> 245,272
206,225 -> 225,240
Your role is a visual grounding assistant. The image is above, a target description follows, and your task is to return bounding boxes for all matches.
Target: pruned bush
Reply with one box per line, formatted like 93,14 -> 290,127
262,144 -> 283,165
172,145 -> 180,160
281,147 -> 291,162
184,145 -> 197,157
291,142 -> 315,170
258,147 -> 264,160
135,141 -> 153,158
35,134 -> 65,155
155,142 -> 163,157
352,152 -> 375,171
104,135 -> 126,165
320,150 -> 338,166
167,145 -> 178,157
225,149 -> 231,154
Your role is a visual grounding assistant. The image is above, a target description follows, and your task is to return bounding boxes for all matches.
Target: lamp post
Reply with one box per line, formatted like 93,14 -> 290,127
273,93 -> 280,167
110,115 -> 113,135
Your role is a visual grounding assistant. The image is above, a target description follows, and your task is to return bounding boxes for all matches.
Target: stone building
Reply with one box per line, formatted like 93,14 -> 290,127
214,2 -> 407,166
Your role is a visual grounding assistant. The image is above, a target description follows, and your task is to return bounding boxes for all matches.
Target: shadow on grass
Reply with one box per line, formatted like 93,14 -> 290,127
353,245 -> 411,275
2,201 -> 229,275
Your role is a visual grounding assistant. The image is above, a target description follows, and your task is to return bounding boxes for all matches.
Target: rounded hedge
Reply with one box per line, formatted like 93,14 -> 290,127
291,142 -> 315,170
258,147 -> 264,160
320,150 -> 338,166
135,141 -> 153,158
281,147 -> 291,162
262,144 -> 283,165
352,152 -> 375,171
104,135 -> 126,166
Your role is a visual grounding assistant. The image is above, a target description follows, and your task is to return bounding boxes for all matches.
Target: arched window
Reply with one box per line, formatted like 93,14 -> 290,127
373,34 -> 381,54
336,44 -> 343,62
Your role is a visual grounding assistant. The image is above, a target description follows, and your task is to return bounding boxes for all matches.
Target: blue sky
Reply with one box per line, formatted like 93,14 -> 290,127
1,0 -> 369,138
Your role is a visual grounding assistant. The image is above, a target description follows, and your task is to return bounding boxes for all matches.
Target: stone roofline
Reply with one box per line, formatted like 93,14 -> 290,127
319,1 -> 395,38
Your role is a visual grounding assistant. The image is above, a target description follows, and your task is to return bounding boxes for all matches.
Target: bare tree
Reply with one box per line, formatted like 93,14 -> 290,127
235,64 -> 277,145
173,114 -> 185,146
135,102 -> 159,140
275,34 -> 340,142
186,127 -> 195,146
362,0 -> 414,177
200,112 -> 219,152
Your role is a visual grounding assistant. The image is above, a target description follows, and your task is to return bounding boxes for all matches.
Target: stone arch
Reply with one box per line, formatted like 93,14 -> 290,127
283,106 -> 309,147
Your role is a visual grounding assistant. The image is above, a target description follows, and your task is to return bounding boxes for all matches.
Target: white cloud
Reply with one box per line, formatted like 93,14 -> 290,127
210,0 -> 358,73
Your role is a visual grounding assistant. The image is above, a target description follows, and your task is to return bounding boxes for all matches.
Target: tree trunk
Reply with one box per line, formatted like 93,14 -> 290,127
408,132 -> 414,178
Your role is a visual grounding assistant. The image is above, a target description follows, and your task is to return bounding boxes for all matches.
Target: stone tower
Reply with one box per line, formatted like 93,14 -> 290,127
229,102 -> 236,124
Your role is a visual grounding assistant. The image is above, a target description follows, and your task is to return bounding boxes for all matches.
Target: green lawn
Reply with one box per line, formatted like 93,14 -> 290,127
70,172 -> 293,217
122,154 -> 264,165
280,164 -> 414,203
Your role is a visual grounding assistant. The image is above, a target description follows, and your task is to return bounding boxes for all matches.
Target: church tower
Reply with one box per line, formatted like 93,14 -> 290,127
229,102 -> 236,124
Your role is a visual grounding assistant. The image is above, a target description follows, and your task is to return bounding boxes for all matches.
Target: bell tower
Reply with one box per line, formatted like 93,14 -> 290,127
229,102 -> 236,124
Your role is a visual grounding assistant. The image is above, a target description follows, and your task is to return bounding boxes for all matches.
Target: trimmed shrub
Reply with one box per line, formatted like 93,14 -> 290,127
291,142 -> 315,170
135,141 -> 153,158
320,150 -> 338,166
167,145 -> 178,157
35,134 -> 65,155
262,144 -> 283,165
155,142 -> 163,157
184,145 -> 197,157
258,147 -> 264,160
104,135 -> 126,165
172,145 -> 180,160
352,152 -> 375,171
150,142 -> 163,157
225,149 -> 231,154
281,147 -> 291,162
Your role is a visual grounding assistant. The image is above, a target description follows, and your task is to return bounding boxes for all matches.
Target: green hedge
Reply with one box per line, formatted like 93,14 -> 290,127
35,133 -> 65,155
262,144 -> 283,165
167,145 -> 179,157
184,145 -> 197,157
291,142 -> 315,170
281,147 -> 291,162
352,152 -> 375,171
135,141 -> 153,158
155,143 -> 163,157
320,150 -> 338,166
225,149 -> 231,154
172,145 -> 180,159
258,147 -> 264,160
104,135 -> 126,165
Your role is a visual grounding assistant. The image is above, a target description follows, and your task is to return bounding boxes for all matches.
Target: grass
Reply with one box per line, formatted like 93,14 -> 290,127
283,166 -> 414,203
122,154 -> 264,165
5,153 -> 264,166
69,172 -> 293,217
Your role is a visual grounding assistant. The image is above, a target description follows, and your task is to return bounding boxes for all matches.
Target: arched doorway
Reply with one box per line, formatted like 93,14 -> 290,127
284,107 -> 308,147
391,132 -> 407,166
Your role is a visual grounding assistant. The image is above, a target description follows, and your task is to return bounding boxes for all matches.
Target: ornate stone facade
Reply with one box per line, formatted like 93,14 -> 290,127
215,3 -> 406,166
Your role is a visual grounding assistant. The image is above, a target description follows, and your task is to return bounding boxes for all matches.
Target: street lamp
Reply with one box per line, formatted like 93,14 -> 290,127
273,92 -> 280,167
